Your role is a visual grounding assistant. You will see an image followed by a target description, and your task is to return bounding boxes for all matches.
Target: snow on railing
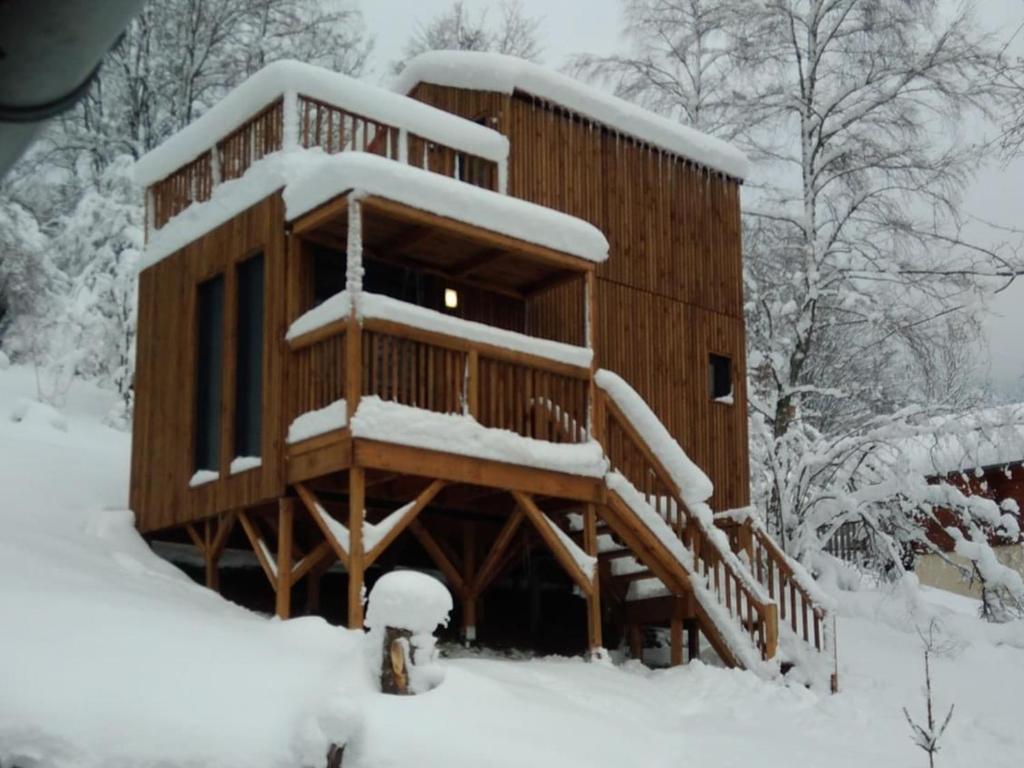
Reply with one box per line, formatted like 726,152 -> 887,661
137,59 -> 510,232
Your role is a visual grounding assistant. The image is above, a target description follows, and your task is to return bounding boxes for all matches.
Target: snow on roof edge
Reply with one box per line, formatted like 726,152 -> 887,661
394,51 -> 749,181
141,149 -> 609,272
135,59 -> 509,187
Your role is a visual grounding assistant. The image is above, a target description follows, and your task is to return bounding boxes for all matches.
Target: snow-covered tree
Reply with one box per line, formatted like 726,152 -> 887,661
396,0 -> 543,72
571,0 -> 748,138
0,0 -> 373,415
576,0 -> 1024,616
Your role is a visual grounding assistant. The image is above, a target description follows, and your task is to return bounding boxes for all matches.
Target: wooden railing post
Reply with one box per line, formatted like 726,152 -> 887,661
763,601 -> 779,659
346,314 -> 362,420
466,348 -> 479,417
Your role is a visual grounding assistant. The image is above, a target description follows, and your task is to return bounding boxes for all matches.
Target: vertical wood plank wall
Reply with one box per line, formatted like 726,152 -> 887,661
408,84 -> 750,509
131,195 -> 287,533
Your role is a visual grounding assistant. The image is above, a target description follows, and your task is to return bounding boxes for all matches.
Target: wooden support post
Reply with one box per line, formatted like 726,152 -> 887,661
737,519 -> 754,561
203,519 -> 220,591
206,512 -> 236,593
462,520 -> 477,642
629,623 -> 643,663
347,467 -> 366,629
276,498 -> 295,619
687,620 -> 700,663
670,616 -> 683,667
305,558 -> 328,616
583,504 -> 603,654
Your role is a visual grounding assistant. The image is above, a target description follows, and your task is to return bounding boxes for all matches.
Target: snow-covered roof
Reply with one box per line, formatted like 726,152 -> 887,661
142,150 -> 609,271
134,59 -> 509,187
897,404 -> 1024,477
394,51 -> 749,181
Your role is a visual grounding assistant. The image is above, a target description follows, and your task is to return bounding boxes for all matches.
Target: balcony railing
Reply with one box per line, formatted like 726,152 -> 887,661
287,305 -> 592,448
148,94 -> 502,231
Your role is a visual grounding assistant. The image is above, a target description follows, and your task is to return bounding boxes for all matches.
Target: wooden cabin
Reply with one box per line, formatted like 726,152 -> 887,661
130,55 -> 834,685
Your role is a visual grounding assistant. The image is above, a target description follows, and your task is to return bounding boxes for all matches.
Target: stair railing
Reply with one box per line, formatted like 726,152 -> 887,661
596,389 -> 778,660
726,510 -> 838,690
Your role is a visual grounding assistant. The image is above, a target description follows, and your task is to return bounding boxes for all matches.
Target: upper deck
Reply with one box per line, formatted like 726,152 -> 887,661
134,60 -> 511,235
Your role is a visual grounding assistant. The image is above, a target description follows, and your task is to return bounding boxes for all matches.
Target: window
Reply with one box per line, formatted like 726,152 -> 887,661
709,353 -> 732,402
195,275 -> 224,471
234,253 -> 264,458
312,245 -> 345,306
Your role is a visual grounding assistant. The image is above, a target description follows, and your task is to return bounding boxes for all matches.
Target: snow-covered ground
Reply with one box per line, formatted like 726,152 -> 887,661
2,363 -> 1023,768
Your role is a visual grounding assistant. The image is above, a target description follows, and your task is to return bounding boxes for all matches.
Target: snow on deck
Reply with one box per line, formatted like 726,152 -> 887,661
142,150 -> 609,271
134,59 -> 508,187
394,51 -> 749,180
350,396 -> 608,478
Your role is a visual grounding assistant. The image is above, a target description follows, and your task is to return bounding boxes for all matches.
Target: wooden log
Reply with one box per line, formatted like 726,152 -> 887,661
379,626 -> 412,695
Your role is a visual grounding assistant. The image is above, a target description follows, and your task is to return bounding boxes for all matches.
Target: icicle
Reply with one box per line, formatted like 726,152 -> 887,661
398,128 -> 408,164
346,198 -> 363,295
282,89 -> 299,150
210,147 -> 221,186
497,159 -> 508,194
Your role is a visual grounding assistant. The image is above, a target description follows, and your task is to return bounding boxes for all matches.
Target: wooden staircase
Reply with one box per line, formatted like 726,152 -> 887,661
585,372 -> 837,688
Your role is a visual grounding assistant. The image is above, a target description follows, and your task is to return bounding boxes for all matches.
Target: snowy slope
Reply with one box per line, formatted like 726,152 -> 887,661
2,364 -> 1024,768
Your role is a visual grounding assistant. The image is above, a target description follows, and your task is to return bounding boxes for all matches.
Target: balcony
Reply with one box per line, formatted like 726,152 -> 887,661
281,178 -> 609,500
135,60 -> 509,232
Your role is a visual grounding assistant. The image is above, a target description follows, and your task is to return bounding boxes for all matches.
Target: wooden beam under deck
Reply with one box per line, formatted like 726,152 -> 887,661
353,439 -> 604,503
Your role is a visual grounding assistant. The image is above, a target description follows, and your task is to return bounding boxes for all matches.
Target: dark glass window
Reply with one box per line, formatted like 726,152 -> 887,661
709,353 -> 732,401
312,246 -> 346,306
195,275 -> 224,471
234,253 -> 264,458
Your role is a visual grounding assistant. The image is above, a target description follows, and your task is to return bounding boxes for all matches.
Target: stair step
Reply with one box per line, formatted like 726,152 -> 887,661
610,558 -> 647,577
598,548 -> 633,561
626,577 -> 672,602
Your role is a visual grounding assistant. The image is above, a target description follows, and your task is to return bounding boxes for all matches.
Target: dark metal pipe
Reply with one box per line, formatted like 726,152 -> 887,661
0,0 -> 145,176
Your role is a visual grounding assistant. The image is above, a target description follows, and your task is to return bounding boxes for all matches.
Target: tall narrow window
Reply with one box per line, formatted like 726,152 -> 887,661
195,275 -> 224,471
234,252 -> 264,458
709,353 -> 732,402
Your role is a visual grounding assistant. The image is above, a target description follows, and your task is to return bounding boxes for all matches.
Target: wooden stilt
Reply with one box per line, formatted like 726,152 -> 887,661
670,616 -> 683,667
583,503 -> 603,654
206,512 -> 236,592
276,498 -> 295,619
687,620 -> 700,662
347,467 -> 365,629
305,559 -> 327,615
462,520 -> 477,642
629,623 -> 643,662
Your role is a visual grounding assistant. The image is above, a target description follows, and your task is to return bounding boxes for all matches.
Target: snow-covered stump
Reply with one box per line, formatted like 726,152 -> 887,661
365,571 -> 453,695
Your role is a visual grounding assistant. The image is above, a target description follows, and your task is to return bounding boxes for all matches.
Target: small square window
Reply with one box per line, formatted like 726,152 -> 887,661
709,354 -> 732,402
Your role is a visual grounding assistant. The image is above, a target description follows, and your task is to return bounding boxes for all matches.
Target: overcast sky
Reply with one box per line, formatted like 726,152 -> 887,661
363,0 -> 1024,399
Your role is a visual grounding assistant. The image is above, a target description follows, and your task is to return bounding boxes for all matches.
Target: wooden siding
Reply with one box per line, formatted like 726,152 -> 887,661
409,84 -> 750,509
131,195 -> 287,532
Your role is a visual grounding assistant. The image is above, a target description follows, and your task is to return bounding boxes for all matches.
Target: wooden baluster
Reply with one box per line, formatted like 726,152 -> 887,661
779,573 -> 787,621
814,612 -> 821,651
801,598 -> 809,642
790,583 -> 798,633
